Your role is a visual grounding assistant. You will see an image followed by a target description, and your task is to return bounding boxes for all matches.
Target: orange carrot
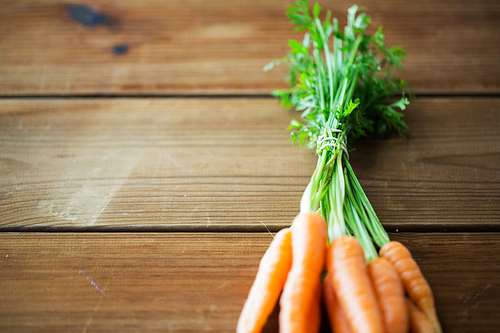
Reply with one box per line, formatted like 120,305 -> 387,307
307,277 -> 323,332
406,298 -> 435,333
380,241 -> 442,333
327,235 -> 384,333
323,273 -> 352,333
279,212 -> 327,333
368,257 -> 409,333
237,228 -> 292,333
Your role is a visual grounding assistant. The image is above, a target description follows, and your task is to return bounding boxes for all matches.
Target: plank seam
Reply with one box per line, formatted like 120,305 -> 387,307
0,92 -> 499,99
2,224 -> 500,233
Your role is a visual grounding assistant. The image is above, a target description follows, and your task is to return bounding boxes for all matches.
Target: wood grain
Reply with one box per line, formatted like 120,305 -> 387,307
0,232 -> 498,332
1,97 -> 498,231
0,0 -> 499,95
350,97 -> 500,231
1,2 -> 498,332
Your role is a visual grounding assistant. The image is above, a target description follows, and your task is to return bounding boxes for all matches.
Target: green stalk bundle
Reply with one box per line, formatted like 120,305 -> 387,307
265,0 -> 411,261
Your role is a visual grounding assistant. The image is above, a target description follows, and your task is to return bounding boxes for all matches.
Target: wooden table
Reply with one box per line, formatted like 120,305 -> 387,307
1,0 -> 499,332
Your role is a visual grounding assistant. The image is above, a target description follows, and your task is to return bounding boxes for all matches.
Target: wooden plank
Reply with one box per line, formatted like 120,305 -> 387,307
350,97 -> 500,231
0,232 -> 498,332
0,98 -> 314,230
0,0 -> 498,95
1,98 -> 499,231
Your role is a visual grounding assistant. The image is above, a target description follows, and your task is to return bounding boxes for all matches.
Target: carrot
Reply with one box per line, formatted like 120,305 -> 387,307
237,228 -> 292,333
279,212 -> 327,333
323,273 -> 352,333
307,277 -> 323,332
406,298 -> 435,333
327,235 -> 384,333
368,257 -> 409,333
380,241 -> 442,333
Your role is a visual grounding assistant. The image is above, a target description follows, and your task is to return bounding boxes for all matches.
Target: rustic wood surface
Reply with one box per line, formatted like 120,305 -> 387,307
0,0 -> 499,95
0,233 -> 499,333
1,98 -> 498,231
1,0 -> 499,331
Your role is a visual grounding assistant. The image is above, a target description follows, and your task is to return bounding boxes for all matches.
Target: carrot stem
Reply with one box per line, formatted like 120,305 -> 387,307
343,188 -> 378,262
344,158 -> 390,247
344,168 -> 379,261
327,153 -> 346,240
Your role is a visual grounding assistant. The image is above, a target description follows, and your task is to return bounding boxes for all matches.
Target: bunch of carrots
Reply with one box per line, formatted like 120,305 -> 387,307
238,1 -> 442,332
237,212 -> 442,333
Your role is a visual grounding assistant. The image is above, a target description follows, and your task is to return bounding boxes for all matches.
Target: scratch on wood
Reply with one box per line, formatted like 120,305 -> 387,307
458,283 -> 493,322
81,288 -> 104,333
214,280 -> 230,290
80,267 -> 115,333
37,150 -> 143,225
259,220 -> 274,239
471,283 -> 492,300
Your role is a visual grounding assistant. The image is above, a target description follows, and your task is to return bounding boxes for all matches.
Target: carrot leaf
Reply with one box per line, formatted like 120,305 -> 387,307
268,0 -> 409,249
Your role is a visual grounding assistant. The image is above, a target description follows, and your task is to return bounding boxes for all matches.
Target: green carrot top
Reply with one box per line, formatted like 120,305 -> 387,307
266,0 -> 410,262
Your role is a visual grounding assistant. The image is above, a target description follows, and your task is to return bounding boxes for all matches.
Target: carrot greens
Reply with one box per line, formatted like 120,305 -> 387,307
265,0 -> 409,259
